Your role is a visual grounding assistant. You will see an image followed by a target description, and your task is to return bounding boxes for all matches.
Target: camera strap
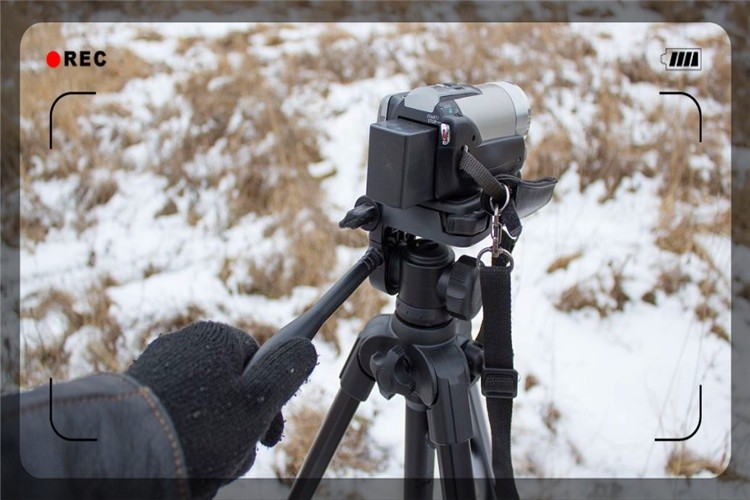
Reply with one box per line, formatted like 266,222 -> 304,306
479,256 -> 519,500
460,148 -> 520,500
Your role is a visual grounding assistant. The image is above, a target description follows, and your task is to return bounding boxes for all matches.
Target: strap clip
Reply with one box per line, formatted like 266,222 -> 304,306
477,193 -> 515,269
481,368 -> 519,399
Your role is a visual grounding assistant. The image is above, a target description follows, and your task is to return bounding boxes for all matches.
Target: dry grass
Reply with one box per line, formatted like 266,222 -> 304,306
408,24 -> 595,103
568,439 -> 585,466
655,216 -> 715,269
143,263 -> 162,279
554,265 -> 630,318
524,127 -> 579,181
228,170 -> 271,222
579,87 -> 641,201
20,289 -> 77,387
694,303 -> 717,322
239,214 -> 340,299
709,324 -> 730,343
245,257 -> 288,299
165,49 -> 324,214
546,250 -> 584,274
75,175 -> 119,212
515,451 -> 543,477
274,398 -> 388,481
21,23 -> 343,311
665,446 -> 726,478
155,198 -> 178,217
82,285 -> 124,373
644,264 -> 729,342
555,283 -> 605,317
278,29 -> 382,91
19,189 -> 64,246
542,403 -> 562,435
153,38 -> 340,303
641,290 -> 657,305
243,246 -> 336,300
609,267 -> 630,312
20,276 -> 123,387
656,265 -> 691,296
656,114 -> 727,228
19,24 -> 155,248
335,228 -> 369,248
524,373 -> 540,392
21,40 -> 152,179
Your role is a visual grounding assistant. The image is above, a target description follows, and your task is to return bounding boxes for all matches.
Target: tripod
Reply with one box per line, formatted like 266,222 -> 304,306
289,239 -> 495,500
241,81 -> 556,498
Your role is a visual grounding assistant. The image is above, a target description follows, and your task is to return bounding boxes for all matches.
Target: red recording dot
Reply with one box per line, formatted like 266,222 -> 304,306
46,51 -> 61,68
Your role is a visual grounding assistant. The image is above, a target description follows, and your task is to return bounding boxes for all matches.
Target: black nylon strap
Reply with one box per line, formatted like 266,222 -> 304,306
460,148 -> 521,242
501,201 -> 522,241
480,263 -> 519,500
459,149 -> 507,202
462,145 -> 520,499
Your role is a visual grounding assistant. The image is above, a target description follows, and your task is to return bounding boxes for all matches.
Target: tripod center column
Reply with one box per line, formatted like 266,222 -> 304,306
395,239 -> 455,328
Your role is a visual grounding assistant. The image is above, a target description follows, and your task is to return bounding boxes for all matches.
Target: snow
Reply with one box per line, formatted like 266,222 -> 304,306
19,21 -> 731,482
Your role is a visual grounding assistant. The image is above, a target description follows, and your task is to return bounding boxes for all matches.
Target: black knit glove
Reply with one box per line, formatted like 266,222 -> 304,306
126,321 -> 317,499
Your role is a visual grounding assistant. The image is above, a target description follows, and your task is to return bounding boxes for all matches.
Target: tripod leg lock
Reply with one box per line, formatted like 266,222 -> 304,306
481,368 -> 519,399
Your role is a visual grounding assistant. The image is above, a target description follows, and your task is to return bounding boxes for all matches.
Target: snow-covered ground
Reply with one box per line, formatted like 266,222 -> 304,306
19,21 -> 732,481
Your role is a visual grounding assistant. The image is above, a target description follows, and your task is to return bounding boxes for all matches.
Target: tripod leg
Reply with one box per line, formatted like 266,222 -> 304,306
435,441 -> 475,499
423,344 -> 477,499
290,389 -> 362,499
289,330 -> 377,500
404,404 -> 435,500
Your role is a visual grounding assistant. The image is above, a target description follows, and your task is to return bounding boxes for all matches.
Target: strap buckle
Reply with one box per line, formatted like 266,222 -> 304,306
481,368 -> 518,399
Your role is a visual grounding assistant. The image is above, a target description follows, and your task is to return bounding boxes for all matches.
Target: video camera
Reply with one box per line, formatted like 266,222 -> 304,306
341,82 -> 556,293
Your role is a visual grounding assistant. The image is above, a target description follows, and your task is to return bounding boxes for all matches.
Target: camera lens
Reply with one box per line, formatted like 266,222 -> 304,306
454,82 -> 531,140
484,82 -> 531,137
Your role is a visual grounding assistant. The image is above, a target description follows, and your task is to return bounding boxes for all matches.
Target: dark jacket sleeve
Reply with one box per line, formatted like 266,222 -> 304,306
1,373 -> 190,499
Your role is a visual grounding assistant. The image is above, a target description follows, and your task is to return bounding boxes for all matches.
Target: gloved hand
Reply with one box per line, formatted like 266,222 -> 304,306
126,321 -> 317,499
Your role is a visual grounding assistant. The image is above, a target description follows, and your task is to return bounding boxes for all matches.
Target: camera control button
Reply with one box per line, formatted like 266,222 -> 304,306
443,213 -> 489,236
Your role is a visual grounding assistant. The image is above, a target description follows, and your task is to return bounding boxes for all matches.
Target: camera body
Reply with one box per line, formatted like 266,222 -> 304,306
352,82 -> 552,294
366,82 -> 529,210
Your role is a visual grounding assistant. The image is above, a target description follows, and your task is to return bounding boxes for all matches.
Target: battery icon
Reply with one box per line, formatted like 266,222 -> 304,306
661,48 -> 702,71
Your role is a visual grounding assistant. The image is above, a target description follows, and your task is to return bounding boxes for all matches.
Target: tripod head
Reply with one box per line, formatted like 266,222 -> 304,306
390,238 -> 482,327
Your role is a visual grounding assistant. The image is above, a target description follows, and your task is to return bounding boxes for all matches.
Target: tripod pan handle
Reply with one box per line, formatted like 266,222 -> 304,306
243,247 -> 383,375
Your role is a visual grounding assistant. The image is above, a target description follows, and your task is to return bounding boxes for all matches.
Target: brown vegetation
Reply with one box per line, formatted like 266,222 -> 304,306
665,446 -> 726,478
555,283 -> 603,317
546,250 -> 584,274
656,265 -> 691,296
543,403 -> 562,435
274,397 -> 388,480
554,265 -> 630,318
20,276 -> 124,387
524,373 -> 540,391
